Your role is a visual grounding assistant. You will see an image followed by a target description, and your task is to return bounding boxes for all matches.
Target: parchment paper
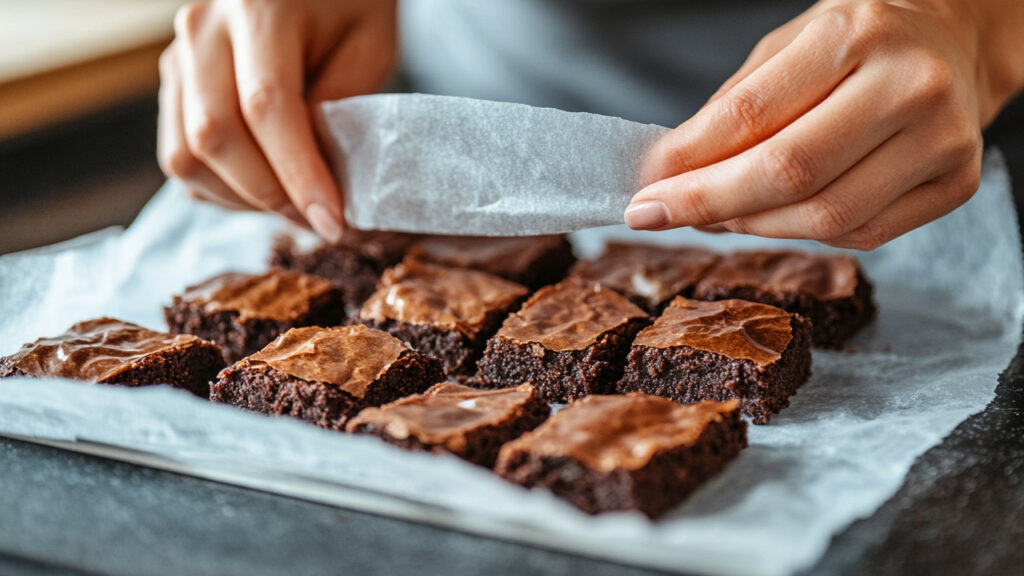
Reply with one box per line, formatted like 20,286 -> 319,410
0,148 -> 1021,575
320,93 -> 669,235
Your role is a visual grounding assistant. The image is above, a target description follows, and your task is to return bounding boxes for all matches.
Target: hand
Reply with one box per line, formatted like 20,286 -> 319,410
628,0 -> 1024,250
158,0 -> 398,242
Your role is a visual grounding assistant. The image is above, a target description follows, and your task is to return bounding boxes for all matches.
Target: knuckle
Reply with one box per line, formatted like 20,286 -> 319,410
762,143 -> 817,199
724,217 -> 751,235
174,2 -> 209,39
717,89 -> 770,139
680,191 -> 717,226
907,54 -> 955,107
240,82 -> 281,123
186,114 -> 230,157
847,1 -> 899,48
803,197 -> 855,239
162,149 -> 200,180
842,221 -> 889,251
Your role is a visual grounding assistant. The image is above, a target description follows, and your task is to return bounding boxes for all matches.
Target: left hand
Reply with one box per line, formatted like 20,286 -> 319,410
627,0 -> 1015,250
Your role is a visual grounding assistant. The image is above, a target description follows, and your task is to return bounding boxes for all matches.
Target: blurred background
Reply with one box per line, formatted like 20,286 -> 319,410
0,0 -> 186,255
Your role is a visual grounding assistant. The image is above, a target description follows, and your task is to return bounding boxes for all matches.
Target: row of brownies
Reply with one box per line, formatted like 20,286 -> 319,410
0,231 -> 875,518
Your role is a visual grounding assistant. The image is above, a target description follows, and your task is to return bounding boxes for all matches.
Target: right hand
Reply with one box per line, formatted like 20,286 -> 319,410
158,0 -> 398,242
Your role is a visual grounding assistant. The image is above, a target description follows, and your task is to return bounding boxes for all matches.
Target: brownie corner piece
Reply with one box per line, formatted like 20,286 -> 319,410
211,325 -> 443,430
495,394 -> 747,518
693,249 -> 875,349
569,242 -> 720,313
357,260 -> 529,375
477,278 -> 649,403
617,297 -> 812,424
165,268 -> 345,363
346,382 -> 550,467
0,317 -> 225,397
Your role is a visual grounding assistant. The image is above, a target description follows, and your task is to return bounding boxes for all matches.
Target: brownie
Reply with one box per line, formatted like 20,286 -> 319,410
356,260 -> 529,376
617,297 -> 812,424
476,278 -> 649,403
569,242 -> 720,313
405,235 -> 575,289
346,382 -> 551,468
0,317 -> 224,397
211,325 -> 444,430
693,250 -> 875,349
495,394 -> 747,518
165,269 -> 345,363
271,230 -> 418,312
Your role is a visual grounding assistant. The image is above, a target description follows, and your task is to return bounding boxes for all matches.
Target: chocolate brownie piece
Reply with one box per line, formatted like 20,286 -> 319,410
211,325 -> 443,430
271,230 -> 418,312
569,242 -> 720,313
476,278 -> 649,403
0,317 -> 224,397
495,394 -> 747,518
346,382 -> 550,468
617,297 -> 812,424
693,250 -> 875,349
165,269 -> 345,363
405,235 -> 575,289
357,260 -> 529,375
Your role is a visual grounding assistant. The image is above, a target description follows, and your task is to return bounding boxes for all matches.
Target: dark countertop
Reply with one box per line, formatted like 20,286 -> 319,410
2,98 -> 1024,576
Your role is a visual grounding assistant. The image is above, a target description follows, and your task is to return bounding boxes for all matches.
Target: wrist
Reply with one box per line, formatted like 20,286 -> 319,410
952,0 -> 1024,125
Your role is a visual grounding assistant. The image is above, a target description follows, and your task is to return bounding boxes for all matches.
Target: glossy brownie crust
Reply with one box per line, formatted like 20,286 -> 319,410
406,235 -> 576,289
165,282 -> 345,364
496,399 -> 748,518
211,348 -> 442,431
618,315 -> 812,424
0,318 -> 225,398
347,384 -> 551,468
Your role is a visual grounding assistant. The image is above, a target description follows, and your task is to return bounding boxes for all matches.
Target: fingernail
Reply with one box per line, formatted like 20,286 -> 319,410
306,203 -> 343,243
625,201 -> 670,230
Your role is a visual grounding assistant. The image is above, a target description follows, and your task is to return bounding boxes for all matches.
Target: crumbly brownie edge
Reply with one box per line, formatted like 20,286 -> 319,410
358,296 -> 525,376
476,318 -> 649,403
617,315 -> 812,424
271,240 -> 389,313
348,390 -> 551,468
0,340 -> 226,398
693,274 -> 875,349
106,339 -> 226,398
211,349 -> 443,430
164,289 -> 345,363
495,406 -> 748,517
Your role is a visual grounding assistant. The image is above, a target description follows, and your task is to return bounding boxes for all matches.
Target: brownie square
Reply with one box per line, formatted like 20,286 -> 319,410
0,317 -> 224,397
211,325 -> 444,430
356,260 -> 529,376
271,230 -> 418,313
495,394 -> 747,518
693,250 -> 875,349
617,297 -> 812,424
405,235 -> 575,289
165,269 -> 345,363
569,242 -> 720,313
476,278 -> 649,403
346,382 -> 551,468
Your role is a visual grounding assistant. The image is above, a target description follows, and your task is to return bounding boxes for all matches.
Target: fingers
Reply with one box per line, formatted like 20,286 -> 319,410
628,70 -> 903,231
306,4 -> 397,104
174,3 -> 305,224
824,166 -> 980,251
640,14 -> 857,185
228,5 -> 345,242
158,41 -> 250,210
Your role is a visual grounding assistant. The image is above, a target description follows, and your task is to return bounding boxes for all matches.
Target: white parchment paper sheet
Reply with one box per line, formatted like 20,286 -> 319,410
320,93 -> 669,235
1,152 -> 1021,576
